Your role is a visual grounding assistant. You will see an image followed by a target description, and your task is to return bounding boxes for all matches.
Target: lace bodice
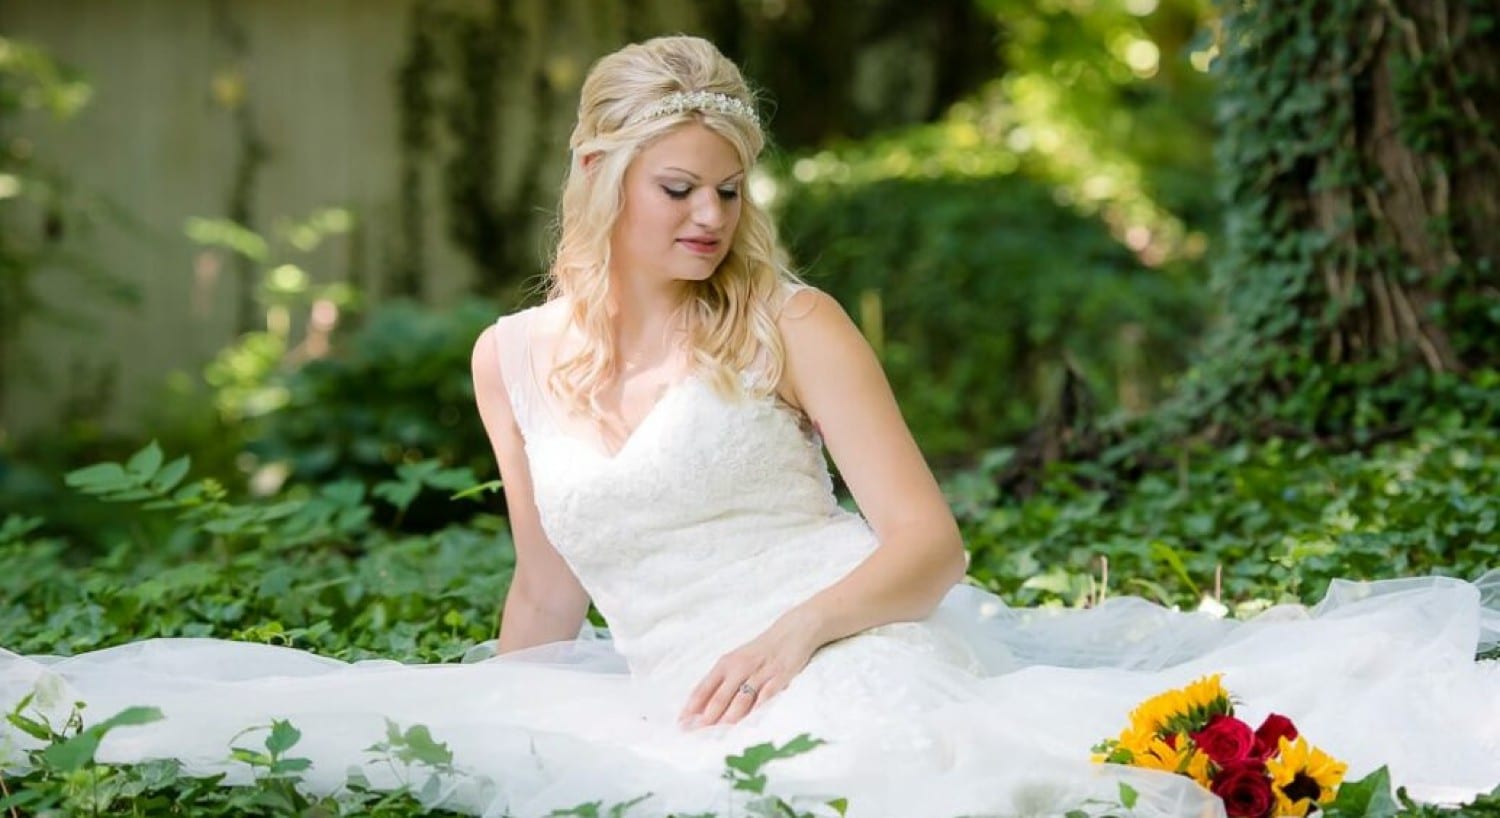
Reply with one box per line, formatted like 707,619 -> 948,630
491,304 -> 878,678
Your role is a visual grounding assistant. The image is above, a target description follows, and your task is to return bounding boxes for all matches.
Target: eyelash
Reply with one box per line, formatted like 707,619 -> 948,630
662,186 -> 740,201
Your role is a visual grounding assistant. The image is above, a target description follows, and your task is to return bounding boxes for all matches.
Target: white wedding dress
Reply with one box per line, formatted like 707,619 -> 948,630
3,303 -> 1499,818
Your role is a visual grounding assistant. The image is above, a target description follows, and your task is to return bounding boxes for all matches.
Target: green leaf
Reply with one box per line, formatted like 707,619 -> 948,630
150,455 -> 192,493
322,480 -> 366,506
126,440 -> 164,478
63,462 -> 129,491
1118,781 -> 1139,809
1149,539 -> 1201,596
373,479 -> 421,513
0,514 -> 45,545
39,706 -> 163,771
451,479 -> 503,501
0,787 -> 47,811
230,747 -> 270,767
724,733 -> 826,793
185,216 -> 270,262
5,708 -> 54,741
397,723 -> 453,767
607,793 -> 653,817
270,756 -> 313,775
1323,766 -> 1399,818
265,719 -> 302,757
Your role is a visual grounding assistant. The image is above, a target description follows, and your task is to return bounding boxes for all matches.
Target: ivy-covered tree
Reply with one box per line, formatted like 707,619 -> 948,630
1198,0 -> 1499,436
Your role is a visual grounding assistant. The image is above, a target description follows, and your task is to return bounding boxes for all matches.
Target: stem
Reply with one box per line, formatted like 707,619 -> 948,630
0,770 -> 18,818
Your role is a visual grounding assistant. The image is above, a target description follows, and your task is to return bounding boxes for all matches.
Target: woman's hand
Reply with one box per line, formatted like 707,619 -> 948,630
678,609 -> 824,729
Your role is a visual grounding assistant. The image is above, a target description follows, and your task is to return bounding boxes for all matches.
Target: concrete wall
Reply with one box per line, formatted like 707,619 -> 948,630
0,0 -> 704,438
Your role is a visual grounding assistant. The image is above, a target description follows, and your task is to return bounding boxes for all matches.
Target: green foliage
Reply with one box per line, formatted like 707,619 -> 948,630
2,693 -> 471,817
1326,767 -> 1405,818
1176,0 -> 1500,437
1,442 -> 508,660
239,298 -> 506,530
771,0 -> 1223,458
957,422 -> 1500,612
780,172 -> 1209,458
977,0 -> 1221,226
191,206 -> 360,426
5,420 -> 1498,815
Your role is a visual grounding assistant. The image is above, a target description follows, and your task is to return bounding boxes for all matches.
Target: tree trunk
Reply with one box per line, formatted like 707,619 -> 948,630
1214,0 -> 1498,388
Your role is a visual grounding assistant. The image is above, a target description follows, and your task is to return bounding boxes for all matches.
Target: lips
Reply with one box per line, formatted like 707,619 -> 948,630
677,237 -> 720,255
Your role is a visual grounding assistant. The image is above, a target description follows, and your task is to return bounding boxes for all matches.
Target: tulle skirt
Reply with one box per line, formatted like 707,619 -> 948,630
4,573 -> 1498,818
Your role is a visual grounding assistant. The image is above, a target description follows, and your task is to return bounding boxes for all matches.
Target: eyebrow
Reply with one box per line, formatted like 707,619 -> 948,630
661,166 -> 745,184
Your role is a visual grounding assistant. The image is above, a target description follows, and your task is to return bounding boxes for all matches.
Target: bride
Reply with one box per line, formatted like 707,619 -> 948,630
4,34 -> 1499,818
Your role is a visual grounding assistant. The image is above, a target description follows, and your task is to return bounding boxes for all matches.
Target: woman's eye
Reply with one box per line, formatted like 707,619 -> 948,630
717,187 -> 740,201
662,186 -> 691,200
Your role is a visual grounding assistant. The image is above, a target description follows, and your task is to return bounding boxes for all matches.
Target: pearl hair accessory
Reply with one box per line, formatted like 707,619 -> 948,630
632,90 -> 760,129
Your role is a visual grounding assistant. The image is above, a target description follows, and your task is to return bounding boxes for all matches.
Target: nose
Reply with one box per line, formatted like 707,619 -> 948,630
691,189 -> 726,231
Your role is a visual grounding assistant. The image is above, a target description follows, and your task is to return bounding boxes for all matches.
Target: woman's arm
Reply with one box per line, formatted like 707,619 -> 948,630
774,288 -> 968,637
681,288 -> 967,727
471,323 -> 592,652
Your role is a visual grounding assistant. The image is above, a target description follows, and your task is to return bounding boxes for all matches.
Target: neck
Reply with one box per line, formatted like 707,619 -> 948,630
606,268 -> 689,363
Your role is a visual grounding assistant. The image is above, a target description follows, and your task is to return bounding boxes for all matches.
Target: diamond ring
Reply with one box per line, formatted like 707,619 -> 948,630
738,682 -> 758,696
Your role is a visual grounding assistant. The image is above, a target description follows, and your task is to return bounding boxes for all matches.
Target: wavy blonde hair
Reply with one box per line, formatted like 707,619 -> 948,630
546,35 -> 802,419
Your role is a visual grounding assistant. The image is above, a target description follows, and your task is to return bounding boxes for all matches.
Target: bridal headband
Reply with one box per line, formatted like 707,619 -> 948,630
632,90 -> 760,129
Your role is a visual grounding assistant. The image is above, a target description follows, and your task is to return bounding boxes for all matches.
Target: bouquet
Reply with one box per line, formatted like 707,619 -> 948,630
1093,674 -> 1348,818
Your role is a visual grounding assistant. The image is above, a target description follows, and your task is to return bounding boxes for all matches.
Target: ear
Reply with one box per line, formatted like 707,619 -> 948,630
579,151 -> 602,173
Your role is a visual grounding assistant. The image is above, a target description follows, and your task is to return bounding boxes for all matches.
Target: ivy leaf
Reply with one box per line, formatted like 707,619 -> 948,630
1322,766 -> 1399,818
265,719 -> 302,757
373,479 -> 421,513
396,724 -> 453,767
724,733 -> 825,793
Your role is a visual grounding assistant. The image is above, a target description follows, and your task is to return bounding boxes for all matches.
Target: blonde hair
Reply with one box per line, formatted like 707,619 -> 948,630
546,35 -> 801,419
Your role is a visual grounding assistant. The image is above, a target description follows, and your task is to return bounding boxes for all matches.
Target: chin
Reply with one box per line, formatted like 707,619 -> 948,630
672,263 -> 725,282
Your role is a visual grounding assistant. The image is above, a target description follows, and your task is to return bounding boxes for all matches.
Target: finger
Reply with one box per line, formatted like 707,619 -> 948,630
696,677 -> 744,728
754,675 -> 790,707
718,677 -> 764,725
679,669 -> 724,725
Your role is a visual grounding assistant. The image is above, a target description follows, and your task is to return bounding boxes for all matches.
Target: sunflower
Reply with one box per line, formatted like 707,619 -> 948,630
1267,736 -> 1348,816
1127,674 -> 1233,737
1129,733 -> 1215,788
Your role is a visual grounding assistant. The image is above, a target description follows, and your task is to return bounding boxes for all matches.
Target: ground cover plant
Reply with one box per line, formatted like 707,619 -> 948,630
2,425 -> 1497,816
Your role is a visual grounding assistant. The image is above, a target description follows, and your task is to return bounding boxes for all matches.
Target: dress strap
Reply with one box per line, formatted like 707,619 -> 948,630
492,308 -> 542,438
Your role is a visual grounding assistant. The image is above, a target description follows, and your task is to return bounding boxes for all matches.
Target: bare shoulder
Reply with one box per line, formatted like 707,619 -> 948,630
474,302 -> 560,370
773,286 -> 880,411
776,287 -> 862,350
470,323 -> 507,419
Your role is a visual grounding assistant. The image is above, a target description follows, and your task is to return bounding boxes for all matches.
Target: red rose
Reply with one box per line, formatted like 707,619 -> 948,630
1212,761 -> 1275,818
1252,713 -> 1299,760
1192,714 -> 1255,766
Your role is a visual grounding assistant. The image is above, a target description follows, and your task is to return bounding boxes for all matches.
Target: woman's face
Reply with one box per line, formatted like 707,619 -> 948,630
610,122 -> 744,285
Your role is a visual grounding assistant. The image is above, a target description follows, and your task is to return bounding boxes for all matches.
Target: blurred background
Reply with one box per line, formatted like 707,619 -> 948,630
3,0 -> 1498,681
1,0 -> 1218,490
